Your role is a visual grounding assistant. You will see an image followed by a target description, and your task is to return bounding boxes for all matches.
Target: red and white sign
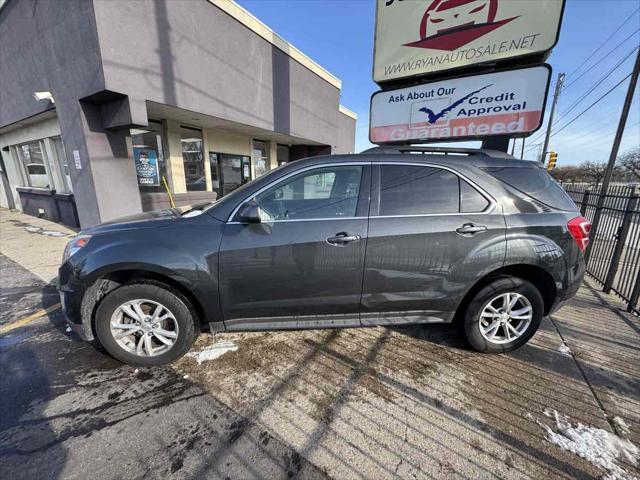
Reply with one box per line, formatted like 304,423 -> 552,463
374,0 -> 564,83
369,65 -> 550,144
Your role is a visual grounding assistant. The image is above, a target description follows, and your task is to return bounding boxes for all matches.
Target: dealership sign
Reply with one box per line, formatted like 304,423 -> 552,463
369,65 -> 550,144
373,0 -> 564,83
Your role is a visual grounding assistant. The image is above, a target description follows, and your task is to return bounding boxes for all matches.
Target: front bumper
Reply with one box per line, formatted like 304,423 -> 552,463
58,263 -> 94,341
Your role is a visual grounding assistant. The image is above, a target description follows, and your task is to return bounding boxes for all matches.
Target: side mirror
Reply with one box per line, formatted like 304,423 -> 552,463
236,201 -> 261,223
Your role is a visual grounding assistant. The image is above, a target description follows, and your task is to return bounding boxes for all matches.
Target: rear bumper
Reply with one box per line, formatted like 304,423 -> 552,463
549,257 -> 585,315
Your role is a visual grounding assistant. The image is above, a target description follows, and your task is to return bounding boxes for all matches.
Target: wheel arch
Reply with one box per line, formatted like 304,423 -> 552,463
453,264 -> 558,324
80,267 -> 208,339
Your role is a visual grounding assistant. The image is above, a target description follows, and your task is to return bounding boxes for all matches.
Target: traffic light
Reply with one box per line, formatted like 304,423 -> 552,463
547,151 -> 558,171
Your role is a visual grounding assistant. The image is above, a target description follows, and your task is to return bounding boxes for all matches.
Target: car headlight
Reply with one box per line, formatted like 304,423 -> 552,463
63,235 -> 92,262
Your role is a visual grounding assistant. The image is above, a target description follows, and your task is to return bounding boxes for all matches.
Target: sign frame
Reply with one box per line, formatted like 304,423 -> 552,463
372,0 -> 565,85
368,63 -> 552,145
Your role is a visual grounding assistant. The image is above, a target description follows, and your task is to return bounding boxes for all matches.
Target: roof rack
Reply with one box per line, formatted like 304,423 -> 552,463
361,146 -> 515,159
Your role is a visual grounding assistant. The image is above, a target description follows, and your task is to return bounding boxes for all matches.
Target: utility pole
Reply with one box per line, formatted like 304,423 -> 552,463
585,48 -> 640,263
541,72 -> 565,163
520,138 -> 525,160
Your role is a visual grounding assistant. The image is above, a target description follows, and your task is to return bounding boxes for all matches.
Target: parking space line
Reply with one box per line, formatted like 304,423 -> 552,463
0,303 -> 61,334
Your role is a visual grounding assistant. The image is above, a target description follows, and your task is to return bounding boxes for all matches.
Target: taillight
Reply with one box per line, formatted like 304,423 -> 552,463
567,217 -> 591,252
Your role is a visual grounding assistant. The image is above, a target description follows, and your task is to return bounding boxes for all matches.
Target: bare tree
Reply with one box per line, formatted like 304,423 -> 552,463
581,160 -> 611,185
551,165 -> 583,183
617,146 -> 640,180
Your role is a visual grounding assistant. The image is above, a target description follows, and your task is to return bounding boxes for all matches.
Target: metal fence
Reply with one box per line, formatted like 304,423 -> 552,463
563,183 -> 640,314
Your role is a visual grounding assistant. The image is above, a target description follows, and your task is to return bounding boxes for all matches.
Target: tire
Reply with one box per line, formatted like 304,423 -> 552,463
94,282 -> 197,366
463,277 -> 543,353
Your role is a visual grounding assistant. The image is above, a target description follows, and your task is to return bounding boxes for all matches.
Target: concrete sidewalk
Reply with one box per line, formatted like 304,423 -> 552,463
0,208 -> 74,283
1,208 -> 638,479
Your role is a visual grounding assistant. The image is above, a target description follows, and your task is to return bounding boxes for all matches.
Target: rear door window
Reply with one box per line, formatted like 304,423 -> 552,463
483,166 -> 577,211
379,165 -> 459,215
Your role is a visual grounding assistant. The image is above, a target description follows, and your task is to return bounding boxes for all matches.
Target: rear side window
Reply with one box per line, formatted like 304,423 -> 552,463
483,166 -> 577,211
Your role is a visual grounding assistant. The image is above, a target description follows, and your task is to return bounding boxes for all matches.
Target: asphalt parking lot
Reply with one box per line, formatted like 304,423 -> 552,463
1,209 -> 639,479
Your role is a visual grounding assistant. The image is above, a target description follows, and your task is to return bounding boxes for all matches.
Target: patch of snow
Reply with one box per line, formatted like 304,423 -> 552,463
65,326 -> 72,333
558,342 -> 572,355
187,340 -> 238,365
524,412 -> 535,421
613,416 -> 631,436
42,230 -> 67,237
541,409 -> 638,480
25,226 -> 41,233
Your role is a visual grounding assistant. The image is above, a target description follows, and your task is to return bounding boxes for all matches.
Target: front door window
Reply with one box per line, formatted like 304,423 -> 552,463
249,165 -> 363,221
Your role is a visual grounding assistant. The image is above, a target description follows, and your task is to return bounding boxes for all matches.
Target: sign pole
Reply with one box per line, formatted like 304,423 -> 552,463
540,72 -> 565,163
520,138 -> 526,160
585,49 -> 640,263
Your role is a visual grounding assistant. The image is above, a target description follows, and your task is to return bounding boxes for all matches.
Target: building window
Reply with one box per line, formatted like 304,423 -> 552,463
277,144 -> 290,166
210,152 -> 251,198
131,121 -> 167,193
17,140 -> 52,189
252,140 -> 269,178
181,127 -> 205,191
52,136 -> 72,193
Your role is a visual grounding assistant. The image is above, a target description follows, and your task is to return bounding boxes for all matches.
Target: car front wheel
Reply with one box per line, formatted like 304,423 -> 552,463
463,277 -> 543,353
94,282 -> 197,366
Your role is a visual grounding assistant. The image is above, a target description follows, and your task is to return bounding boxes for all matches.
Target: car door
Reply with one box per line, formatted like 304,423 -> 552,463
218,163 -> 371,329
361,162 -> 506,325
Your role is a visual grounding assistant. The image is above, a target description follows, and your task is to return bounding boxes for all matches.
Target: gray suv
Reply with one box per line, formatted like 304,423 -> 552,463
58,146 -> 589,366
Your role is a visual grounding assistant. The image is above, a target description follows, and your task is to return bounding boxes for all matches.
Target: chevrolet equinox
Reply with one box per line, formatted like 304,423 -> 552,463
58,147 -> 589,366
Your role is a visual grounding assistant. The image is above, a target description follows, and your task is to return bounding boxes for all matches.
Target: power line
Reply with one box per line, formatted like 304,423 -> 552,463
554,46 -> 638,126
525,12 -> 640,147
563,27 -> 640,90
551,73 -> 632,139
526,49 -> 637,147
567,6 -> 640,78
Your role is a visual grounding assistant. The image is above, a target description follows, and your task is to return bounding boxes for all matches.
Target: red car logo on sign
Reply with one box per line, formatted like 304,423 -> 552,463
404,0 -> 518,51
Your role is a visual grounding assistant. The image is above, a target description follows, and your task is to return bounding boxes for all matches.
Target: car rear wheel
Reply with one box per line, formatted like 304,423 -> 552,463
94,282 -> 197,366
463,277 -> 543,353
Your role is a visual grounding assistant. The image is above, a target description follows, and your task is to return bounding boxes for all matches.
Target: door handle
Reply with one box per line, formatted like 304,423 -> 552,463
326,232 -> 361,246
456,223 -> 487,235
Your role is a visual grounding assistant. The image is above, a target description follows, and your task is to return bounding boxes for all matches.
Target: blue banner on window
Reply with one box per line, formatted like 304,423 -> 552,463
134,148 -> 160,186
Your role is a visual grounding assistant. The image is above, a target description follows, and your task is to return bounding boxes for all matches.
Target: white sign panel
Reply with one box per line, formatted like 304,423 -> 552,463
73,150 -> 82,170
374,0 -> 564,83
370,65 -> 550,144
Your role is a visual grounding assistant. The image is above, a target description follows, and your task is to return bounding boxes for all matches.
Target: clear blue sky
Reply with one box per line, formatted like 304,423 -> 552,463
238,0 -> 640,166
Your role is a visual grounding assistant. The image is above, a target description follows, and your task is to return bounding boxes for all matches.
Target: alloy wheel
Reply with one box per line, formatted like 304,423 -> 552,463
110,299 -> 179,356
479,292 -> 533,345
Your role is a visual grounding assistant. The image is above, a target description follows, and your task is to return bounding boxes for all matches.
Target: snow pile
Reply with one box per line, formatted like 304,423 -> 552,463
613,416 -> 632,436
187,340 -> 238,365
541,409 -> 638,480
558,342 -> 572,355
